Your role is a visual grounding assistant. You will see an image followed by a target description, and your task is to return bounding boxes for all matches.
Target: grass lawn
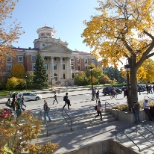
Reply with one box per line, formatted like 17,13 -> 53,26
0,90 -> 25,96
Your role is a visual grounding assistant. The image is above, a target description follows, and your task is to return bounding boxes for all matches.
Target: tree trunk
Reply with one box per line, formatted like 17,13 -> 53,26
129,57 -> 138,111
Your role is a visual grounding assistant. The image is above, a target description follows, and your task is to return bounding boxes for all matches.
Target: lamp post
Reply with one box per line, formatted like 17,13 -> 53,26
25,76 -> 27,91
51,76 -> 53,87
65,81 -> 68,93
124,64 -> 131,111
111,73 -> 113,86
90,67 -> 94,101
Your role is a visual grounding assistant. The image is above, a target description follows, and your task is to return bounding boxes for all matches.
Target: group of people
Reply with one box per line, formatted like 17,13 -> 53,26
133,99 -> 154,124
92,88 -> 100,100
6,93 -> 26,118
43,92 -> 72,122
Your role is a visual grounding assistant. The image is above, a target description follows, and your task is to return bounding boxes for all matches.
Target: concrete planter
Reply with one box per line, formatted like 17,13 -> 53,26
107,109 -> 149,124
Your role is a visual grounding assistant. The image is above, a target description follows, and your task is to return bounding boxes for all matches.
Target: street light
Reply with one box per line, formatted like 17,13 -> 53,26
124,64 -> 131,111
51,76 -> 53,87
111,73 -> 113,86
25,76 -> 27,91
65,81 -> 68,93
90,67 -> 94,101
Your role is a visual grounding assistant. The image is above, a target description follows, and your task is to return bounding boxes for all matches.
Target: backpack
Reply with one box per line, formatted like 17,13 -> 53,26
94,105 -> 97,110
63,96 -> 66,101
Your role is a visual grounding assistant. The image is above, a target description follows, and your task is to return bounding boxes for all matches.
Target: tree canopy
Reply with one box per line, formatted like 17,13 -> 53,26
82,0 -> 154,109
0,0 -> 23,72
10,63 -> 26,78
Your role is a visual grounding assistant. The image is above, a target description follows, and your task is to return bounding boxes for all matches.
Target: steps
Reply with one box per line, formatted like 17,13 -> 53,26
32,107 -> 117,142
115,123 -> 154,154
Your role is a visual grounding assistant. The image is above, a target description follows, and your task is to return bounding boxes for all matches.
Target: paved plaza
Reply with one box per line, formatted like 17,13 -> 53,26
0,87 -> 154,154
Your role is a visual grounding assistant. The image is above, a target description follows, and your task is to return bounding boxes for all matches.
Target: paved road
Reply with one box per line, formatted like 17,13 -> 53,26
1,87 -> 154,111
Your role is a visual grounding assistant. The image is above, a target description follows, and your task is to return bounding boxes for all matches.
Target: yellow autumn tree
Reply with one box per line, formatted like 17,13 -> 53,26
137,59 -> 154,83
0,0 -> 23,73
82,0 -> 154,109
0,111 -> 58,154
10,63 -> 26,78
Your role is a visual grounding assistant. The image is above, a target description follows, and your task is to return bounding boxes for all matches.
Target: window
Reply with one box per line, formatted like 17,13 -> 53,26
77,58 -> 80,63
54,73 -> 57,81
54,57 -> 57,61
78,65 -> 80,70
72,73 -> 74,78
91,59 -> 95,63
85,66 -> 88,70
6,56 -> 12,62
6,64 -> 12,71
63,64 -> 65,70
71,58 -> 74,62
71,64 -> 74,69
63,74 -> 65,79
44,64 -> 48,70
18,56 -> 23,62
31,56 -> 36,62
54,64 -> 57,70
62,57 -> 65,61
32,63 -> 36,71
84,58 -> 88,63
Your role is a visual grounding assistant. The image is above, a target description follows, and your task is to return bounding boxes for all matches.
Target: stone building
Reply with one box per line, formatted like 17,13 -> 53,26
3,26 -> 98,85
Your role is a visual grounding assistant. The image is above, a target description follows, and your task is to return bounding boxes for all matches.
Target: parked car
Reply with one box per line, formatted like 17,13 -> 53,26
102,87 -> 122,95
17,92 -> 42,101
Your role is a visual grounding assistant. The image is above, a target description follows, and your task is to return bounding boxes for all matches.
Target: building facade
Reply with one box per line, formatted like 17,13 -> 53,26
3,26 -> 98,85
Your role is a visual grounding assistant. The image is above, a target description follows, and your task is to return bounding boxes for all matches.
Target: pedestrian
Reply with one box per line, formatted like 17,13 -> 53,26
17,95 -> 25,111
12,92 -> 16,101
133,101 -> 140,124
143,99 -> 152,121
16,100 -> 21,118
6,98 -> 11,107
43,100 -> 51,122
96,89 -> 99,100
53,92 -> 58,105
21,96 -> 26,108
62,93 -> 71,110
10,99 -> 16,111
95,100 -> 102,121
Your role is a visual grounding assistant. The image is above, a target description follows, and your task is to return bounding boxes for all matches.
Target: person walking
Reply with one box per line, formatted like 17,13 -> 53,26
43,100 -> 51,122
53,92 -> 58,105
133,101 -> 141,124
21,96 -> 26,107
95,100 -> 102,121
96,89 -> 99,100
143,99 -> 152,121
62,93 -> 71,110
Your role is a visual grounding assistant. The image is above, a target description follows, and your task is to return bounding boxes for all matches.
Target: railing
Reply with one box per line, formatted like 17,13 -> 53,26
104,101 -> 114,111
115,127 -> 141,152
62,109 -> 73,131
39,110 -> 49,137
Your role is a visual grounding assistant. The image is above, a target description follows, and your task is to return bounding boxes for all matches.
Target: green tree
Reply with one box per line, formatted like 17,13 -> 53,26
33,53 -> 48,89
74,71 -> 88,86
86,64 -> 103,84
82,0 -> 154,109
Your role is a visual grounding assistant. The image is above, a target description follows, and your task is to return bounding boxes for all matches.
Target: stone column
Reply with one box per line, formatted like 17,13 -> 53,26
51,57 -> 54,81
67,57 -> 72,79
59,57 -> 62,81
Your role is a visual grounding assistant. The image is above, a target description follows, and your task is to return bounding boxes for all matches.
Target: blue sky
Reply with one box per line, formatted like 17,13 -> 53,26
11,0 -> 99,52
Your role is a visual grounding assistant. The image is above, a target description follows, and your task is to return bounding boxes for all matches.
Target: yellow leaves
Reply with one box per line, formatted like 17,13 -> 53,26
10,63 -> 26,78
0,111 -> 58,154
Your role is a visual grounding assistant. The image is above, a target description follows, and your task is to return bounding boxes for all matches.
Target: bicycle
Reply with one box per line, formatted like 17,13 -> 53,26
110,92 -> 117,99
